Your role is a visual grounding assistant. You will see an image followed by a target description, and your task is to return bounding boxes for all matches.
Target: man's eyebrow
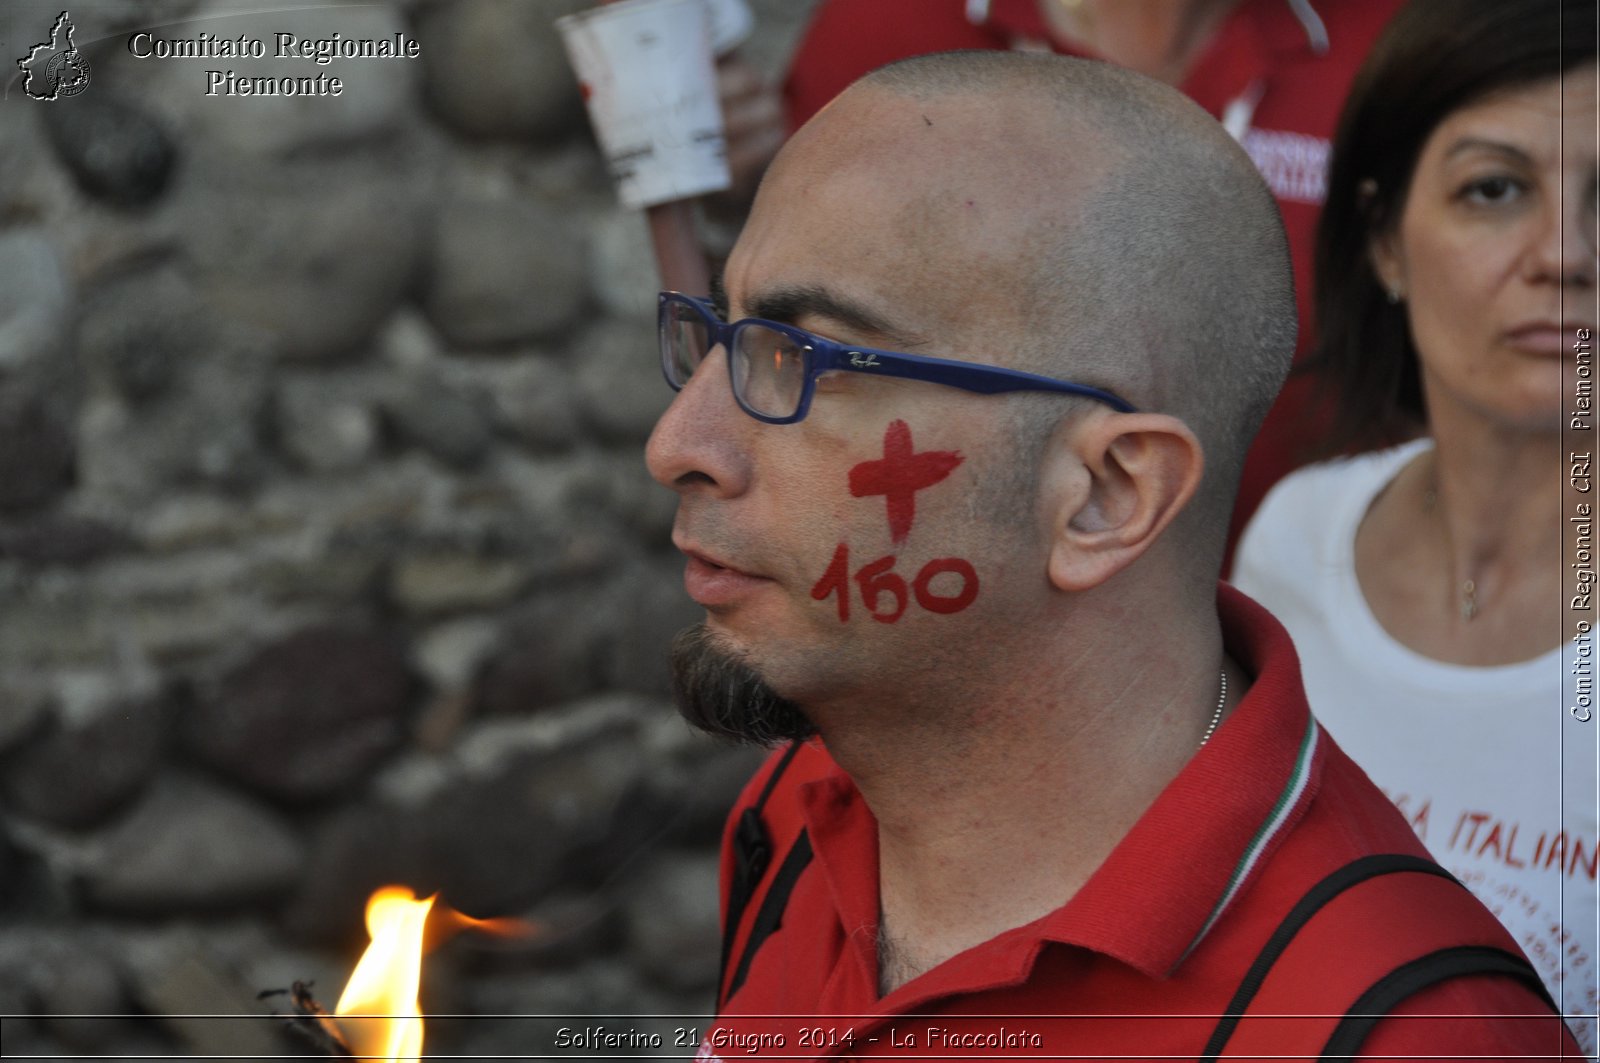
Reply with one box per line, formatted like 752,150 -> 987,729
746,285 -> 927,348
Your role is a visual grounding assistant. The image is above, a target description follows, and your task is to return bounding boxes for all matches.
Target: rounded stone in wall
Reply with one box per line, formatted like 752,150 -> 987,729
187,626 -> 415,803
414,0 -> 590,143
379,306 -> 447,367
414,616 -> 501,694
0,386 -> 75,514
482,356 -> 583,453
567,447 -> 677,546
390,552 -> 533,617
82,775 -> 305,914
32,937 -> 129,1052
0,86 -> 51,221
380,370 -> 496,469
106,2 -> 417,159
416,731 -> 644,914
73,322 -> 273,504
0,692 -> 169,830
0,229 -> 72,377
73,266 -> 203,404
0,684 -> 50,756
280,801 -> 426,947
271,375 -> 381,474
642,738 -> 769,848
285,727 -> 645,944
39,93 -> 177,209
0,513 -> 130,566
476,587 -> 609,715
177,151 -> 428,363
600,555 -> 700,698
408,769 -> 578,916
0,822 -> 69,921
422,195 -> 589,348
623,851 -> 721,992
571,317 -> 671,444
0,829 -> 23,914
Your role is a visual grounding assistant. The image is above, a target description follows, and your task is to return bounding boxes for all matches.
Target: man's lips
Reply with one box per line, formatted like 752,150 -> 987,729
680,549 -> 772,608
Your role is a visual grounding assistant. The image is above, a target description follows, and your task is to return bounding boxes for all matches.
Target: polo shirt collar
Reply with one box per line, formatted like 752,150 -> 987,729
1038,584 -> 1324,978
796,584 -> 1326,1006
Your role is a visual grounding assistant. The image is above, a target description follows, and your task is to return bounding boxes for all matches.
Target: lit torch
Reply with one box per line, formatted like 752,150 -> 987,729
270,885 -> 532,1062
333,887 -> 434,1061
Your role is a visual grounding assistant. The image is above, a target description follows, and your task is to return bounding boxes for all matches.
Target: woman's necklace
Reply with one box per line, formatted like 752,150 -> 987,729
1423,465 -> 1481,622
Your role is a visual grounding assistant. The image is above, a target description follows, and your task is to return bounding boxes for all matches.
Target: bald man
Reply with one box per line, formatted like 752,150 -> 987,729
646,52 -> 1573,1058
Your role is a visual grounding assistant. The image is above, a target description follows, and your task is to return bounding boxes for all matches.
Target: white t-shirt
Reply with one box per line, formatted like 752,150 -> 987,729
1234,441 -> 1599,1054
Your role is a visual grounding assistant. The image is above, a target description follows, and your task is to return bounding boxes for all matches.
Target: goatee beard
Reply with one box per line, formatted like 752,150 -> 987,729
669,624 -> 816,746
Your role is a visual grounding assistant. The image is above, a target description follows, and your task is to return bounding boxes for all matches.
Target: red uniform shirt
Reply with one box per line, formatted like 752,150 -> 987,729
783,0 -> 1405,570
706,586 -> 1577,1059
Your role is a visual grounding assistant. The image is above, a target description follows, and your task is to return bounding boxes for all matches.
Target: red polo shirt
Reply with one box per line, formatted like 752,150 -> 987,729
706,586 -> 1577,1059
783,0 -> 1405,570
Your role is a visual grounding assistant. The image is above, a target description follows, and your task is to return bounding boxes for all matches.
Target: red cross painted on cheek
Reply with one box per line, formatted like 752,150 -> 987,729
847,420 -> 964,545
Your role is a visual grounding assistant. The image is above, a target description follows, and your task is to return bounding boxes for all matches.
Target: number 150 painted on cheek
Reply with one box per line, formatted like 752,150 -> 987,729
811,543 -> 979,624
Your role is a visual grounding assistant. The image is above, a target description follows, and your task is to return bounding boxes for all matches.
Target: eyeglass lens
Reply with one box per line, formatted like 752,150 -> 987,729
731,327 -> 807,418
664,299 -> 809,419
663,300 -> 709,389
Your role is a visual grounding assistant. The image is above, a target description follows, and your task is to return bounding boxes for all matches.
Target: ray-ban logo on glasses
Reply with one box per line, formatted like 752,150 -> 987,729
849,352 -> 882,369
17,11 -> 92,100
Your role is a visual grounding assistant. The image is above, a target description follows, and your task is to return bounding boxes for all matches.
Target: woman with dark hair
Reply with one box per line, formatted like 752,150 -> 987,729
1234,0 -> 1598,1049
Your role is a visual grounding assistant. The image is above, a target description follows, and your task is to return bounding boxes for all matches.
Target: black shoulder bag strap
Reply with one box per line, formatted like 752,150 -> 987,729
723,828 -> 815,1003
1199,853 -> 1557,1062
1318,944 -> 1556,1059
718,739 -> 810,1007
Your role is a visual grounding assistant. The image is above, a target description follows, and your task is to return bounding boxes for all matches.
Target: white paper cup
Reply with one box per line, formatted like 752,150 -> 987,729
557,0 -> 731,210
703,0 -> 754,54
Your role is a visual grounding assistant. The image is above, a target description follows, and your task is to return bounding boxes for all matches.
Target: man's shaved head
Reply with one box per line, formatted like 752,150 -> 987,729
753,51 -> 1296,575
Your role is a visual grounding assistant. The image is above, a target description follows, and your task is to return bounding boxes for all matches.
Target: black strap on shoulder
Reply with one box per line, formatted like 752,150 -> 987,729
1198,853 -> 1456,1062
718,740 -> 805,1005
1319,945 -> 1558,1060
724,829 -> 815,1003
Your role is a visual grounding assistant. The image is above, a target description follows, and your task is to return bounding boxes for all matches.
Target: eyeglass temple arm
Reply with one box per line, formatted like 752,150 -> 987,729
815,346 -> 1136,412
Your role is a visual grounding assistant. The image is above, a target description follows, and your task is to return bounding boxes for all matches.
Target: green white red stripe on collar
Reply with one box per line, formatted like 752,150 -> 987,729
1178,714 -> 1322,966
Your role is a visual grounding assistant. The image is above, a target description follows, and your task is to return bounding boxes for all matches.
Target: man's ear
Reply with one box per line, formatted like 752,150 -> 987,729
1042,413 -> 1204,592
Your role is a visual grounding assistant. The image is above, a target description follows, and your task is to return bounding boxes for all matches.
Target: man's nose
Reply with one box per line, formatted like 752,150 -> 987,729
645,345 -> 755,497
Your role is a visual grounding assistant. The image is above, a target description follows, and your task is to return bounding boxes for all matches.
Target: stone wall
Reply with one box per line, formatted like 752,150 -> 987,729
0,1 -> 816,1056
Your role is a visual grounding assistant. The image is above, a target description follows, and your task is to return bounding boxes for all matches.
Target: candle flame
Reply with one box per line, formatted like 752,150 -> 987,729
331,886 -> 537,1062
335,886 -> 432,1061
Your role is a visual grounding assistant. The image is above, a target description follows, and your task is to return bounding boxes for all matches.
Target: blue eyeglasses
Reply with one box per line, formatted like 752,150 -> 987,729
659,291 -> 1136,424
